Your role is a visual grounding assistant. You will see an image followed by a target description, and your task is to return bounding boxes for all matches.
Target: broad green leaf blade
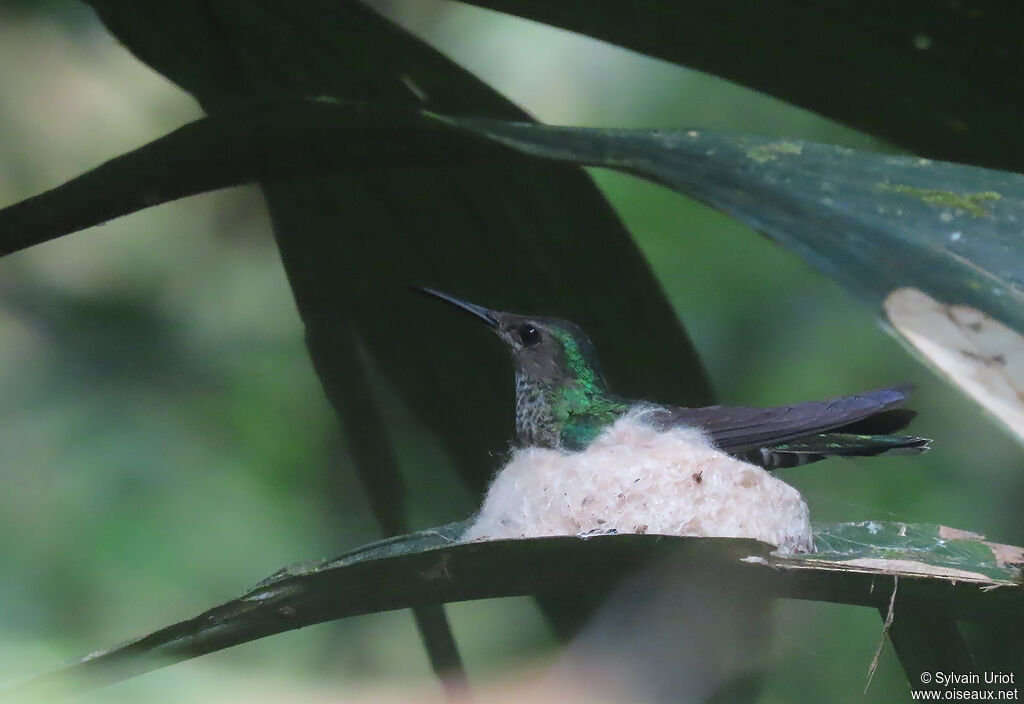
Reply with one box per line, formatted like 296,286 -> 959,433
10,526 -> 1020,698
445,118 -> 1024,436
453,119 -> 1024,331
455,0 -> 1024,171
9,104 -> 1021,339
4,102 -> 1021,434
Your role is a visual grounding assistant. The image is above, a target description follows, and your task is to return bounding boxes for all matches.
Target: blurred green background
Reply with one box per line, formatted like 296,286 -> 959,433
0,1 -> 1019,702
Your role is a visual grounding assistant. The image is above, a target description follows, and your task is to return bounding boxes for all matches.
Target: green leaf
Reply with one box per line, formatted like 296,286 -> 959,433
6,100 -> 1019,432
443,118 -> 1024,438
450,119 -> 1024,332
804,521 -> 1024,583
9,525 -> 1020,698
455,1 -> 1024,170
9,103 -> 1021,336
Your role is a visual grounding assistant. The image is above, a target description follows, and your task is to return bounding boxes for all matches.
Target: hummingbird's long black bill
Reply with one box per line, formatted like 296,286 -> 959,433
416,287 -> 499,328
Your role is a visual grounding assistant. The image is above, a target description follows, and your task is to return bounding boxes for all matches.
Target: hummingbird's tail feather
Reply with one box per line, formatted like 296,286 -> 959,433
645,385 -> 931,469
746,432 -> 931,470
647,386 -> 921,454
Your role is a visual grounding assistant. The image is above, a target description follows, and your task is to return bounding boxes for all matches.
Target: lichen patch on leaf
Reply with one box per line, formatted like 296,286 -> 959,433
747,140 -> 803,163
878,183 -> 1002,217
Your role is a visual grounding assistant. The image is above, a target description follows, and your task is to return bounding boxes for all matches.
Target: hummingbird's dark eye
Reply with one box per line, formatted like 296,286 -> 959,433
518,324 -> 542,347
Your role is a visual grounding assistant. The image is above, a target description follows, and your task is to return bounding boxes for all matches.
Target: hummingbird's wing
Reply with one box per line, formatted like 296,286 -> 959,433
645,386 -> 918,453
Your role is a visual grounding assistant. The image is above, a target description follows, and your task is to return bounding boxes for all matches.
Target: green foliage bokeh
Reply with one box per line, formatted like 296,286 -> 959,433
0,2 -> 1019,702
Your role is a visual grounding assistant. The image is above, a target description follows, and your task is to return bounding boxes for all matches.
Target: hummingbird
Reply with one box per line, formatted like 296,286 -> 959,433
418,288 -> 930,468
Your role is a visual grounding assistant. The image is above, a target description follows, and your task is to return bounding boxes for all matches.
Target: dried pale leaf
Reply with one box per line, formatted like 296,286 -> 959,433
884,287 -> 1024,442
829,558 -> 997,582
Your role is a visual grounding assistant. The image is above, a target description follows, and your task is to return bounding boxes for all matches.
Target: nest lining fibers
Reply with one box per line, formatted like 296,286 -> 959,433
463,409 -> 814,554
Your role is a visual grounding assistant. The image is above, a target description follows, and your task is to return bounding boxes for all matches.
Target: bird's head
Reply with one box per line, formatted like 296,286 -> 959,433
418,287 -> 607,392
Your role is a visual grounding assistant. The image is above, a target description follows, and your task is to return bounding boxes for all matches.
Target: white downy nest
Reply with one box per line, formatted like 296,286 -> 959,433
463,409 -> 814,554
